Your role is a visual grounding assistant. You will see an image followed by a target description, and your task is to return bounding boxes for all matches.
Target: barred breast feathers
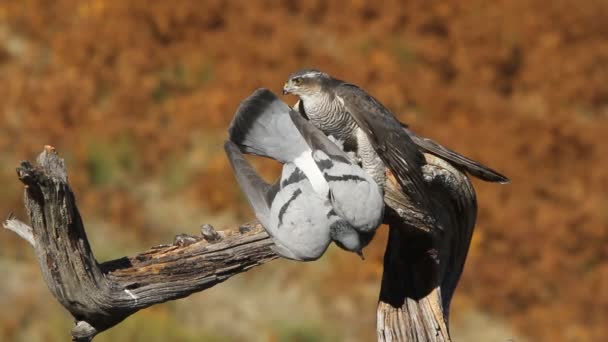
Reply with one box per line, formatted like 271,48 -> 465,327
301,93 -> 358,147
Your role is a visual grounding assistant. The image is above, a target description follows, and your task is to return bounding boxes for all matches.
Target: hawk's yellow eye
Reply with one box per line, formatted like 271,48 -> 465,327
293,77 -> 302,85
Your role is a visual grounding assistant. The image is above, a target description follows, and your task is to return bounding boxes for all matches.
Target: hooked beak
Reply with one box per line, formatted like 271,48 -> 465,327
282,82 -> 293,95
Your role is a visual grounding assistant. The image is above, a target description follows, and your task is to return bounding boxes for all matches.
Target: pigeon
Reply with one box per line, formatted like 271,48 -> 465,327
226,88 -> 384,258
226,141 -> 332,260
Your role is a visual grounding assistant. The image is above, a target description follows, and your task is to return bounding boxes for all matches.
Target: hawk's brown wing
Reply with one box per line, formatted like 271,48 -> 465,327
335,83 -> 432,214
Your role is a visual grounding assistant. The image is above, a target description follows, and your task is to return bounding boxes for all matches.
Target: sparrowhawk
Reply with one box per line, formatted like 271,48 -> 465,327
283,69 -> 509,232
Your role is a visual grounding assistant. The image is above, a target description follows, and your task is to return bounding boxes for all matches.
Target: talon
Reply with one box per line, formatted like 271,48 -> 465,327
201,224 -> 222,242
239,224 -> 252,234
173,234 -> 199,247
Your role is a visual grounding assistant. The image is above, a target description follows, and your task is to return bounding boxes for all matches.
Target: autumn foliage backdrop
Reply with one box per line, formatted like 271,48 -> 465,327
1,1 -> 607,341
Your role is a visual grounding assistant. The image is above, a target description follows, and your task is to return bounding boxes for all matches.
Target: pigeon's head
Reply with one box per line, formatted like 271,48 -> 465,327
329,220 -> 368,259
283,69 -> 331,97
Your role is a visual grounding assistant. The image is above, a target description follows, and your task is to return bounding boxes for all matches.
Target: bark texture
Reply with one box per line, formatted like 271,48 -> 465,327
378,155 -> 477,342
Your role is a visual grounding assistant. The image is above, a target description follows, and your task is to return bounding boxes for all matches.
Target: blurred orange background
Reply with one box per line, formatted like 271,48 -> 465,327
1,1 -> 607,341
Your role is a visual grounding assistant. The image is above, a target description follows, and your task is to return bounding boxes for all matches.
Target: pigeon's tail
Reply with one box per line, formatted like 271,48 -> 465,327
404,127 -> 510,183
228,88 -> 308,163
224,141 -> 275,229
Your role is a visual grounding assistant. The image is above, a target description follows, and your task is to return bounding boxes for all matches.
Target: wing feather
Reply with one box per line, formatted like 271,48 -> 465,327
224,141 -> 273,228
335,83 -> 431,211
228,88 -> 308,163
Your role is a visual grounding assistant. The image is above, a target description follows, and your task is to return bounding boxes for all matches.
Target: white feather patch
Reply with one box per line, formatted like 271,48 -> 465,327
293,150 -> 329,196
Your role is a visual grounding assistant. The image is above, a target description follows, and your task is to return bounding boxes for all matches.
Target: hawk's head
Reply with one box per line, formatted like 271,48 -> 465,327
283,69 -> 332,96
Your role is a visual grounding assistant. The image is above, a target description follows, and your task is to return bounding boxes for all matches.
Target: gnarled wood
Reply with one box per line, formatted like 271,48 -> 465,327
377,154 -> 477,342
5,146 -> 277,341
4,146 -> 481,341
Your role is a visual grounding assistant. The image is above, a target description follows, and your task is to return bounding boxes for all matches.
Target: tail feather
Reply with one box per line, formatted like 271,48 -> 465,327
228,88 -> 308,163
224,141 -> 273,228
403,126 -> 510,183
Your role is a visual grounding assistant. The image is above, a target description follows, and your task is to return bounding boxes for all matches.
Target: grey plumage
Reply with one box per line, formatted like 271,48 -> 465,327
289,110 -> 384,233
227,88 -> 384,257
225,141 -> 333,260
228,88 -> 308,164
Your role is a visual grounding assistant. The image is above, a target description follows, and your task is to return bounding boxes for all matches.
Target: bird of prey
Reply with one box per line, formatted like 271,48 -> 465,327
283,69 -> 438,230
283,69 -> 510,232
283,69 -> 509,190
226,88 -> 384,259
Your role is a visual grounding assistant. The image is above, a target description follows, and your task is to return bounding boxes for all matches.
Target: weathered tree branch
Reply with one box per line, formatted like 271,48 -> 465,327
5,146 -> 479,341
6,146 -> 277,341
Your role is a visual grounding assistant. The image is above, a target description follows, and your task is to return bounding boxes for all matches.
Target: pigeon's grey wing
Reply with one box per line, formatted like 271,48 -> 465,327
405,127 -> 510,183
288,110 -> 352,163
268,168 -> 332,261
228,88 -> 308,163
224,141 -> 274,228
335,83 -> 431,211
311,150 -> 384,232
